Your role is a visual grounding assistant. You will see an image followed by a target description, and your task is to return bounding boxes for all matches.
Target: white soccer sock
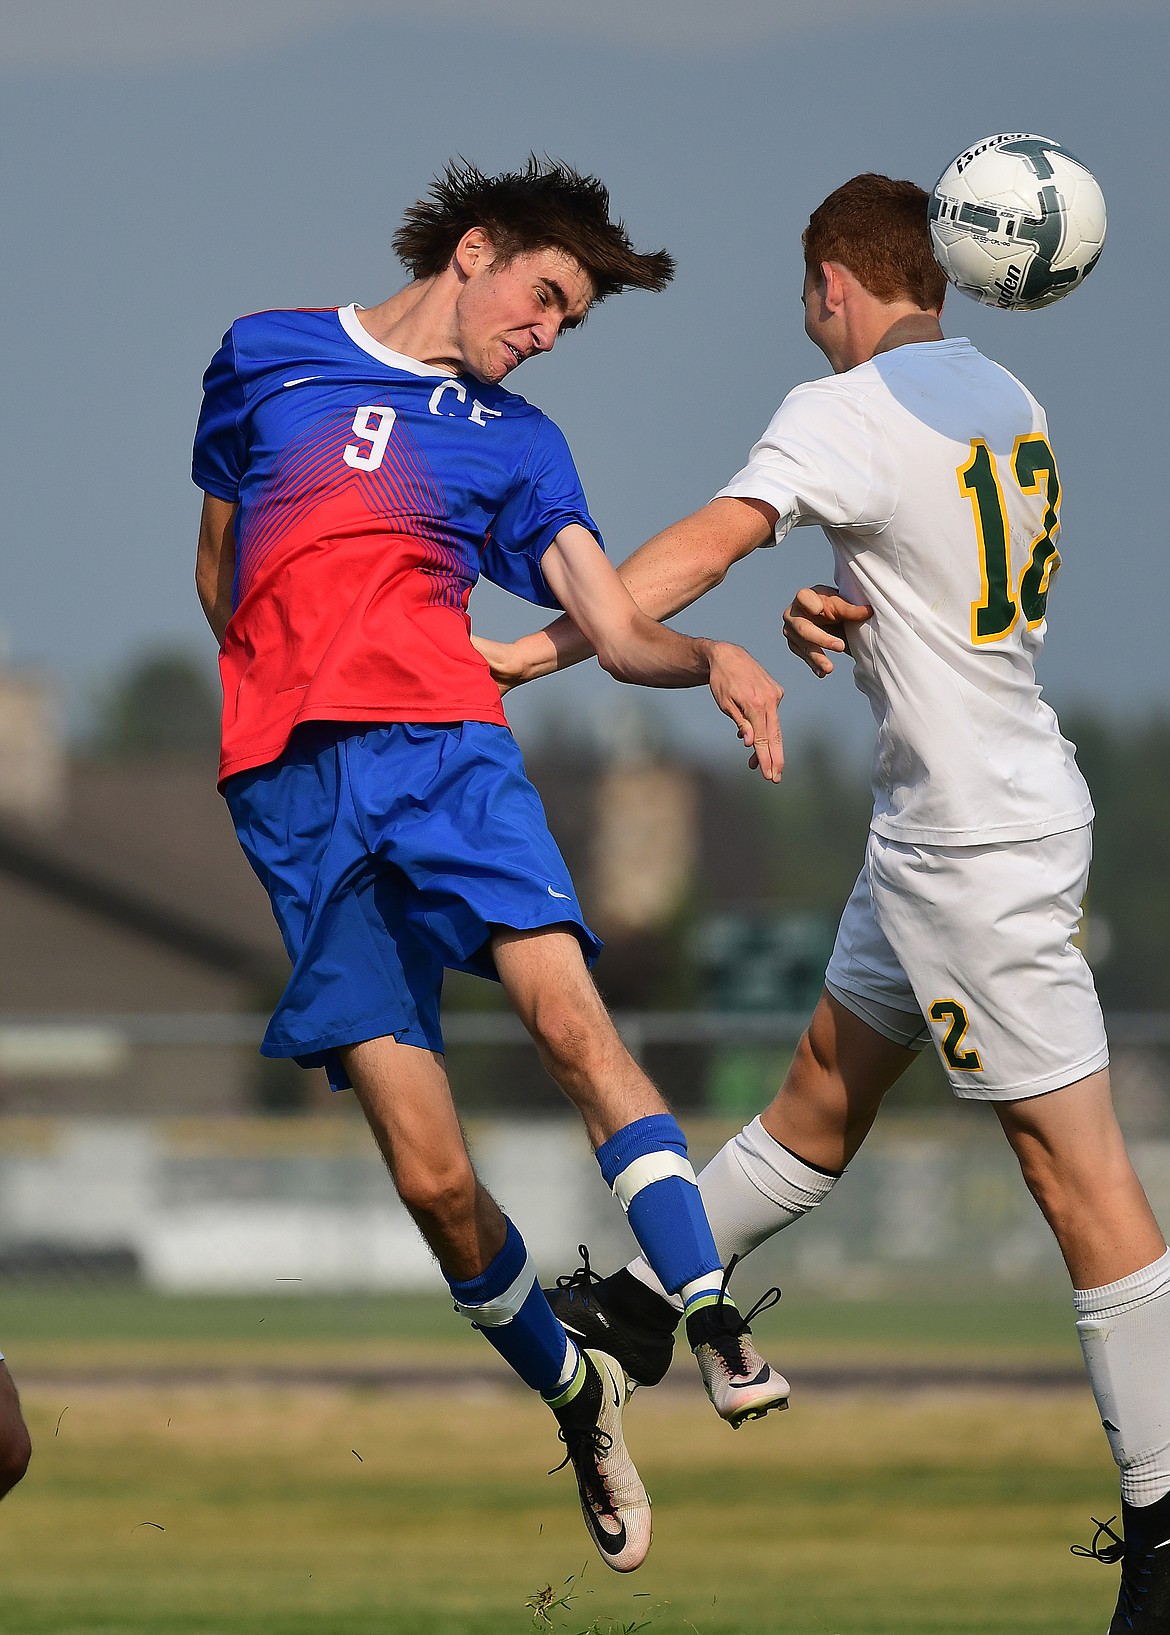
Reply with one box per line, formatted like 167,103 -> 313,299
1075,1245 -> 1170,1506
626,1116 -> 840,1309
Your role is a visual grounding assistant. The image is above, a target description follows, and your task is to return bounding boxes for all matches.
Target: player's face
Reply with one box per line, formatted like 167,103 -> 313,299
455,245 -> 595,385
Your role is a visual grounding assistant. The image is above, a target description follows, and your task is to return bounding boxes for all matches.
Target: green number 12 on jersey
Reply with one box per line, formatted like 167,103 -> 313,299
958,435 -> 1062,644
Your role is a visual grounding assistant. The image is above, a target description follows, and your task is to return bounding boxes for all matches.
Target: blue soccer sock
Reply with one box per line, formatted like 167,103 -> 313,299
447,1217 -> 578,1399
595,1113 -> 724,1298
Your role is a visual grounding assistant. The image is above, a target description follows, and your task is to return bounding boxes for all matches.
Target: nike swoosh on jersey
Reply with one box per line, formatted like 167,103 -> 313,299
282,376 -> 322,387
547,886 -> 572,900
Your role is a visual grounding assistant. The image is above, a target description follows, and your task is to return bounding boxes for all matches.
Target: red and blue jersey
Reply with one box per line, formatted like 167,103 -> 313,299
193,304 -> 602,783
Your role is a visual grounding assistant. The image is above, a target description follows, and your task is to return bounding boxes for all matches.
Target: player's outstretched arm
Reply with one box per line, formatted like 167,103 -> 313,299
782,584 -> 873,677
195,494 -> 238,644
540,523 -> 784,782
477,498 -> 778,691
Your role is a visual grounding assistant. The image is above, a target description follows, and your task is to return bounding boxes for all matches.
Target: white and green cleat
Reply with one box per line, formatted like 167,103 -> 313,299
548,1348 -> 652,1572
685,1282 -> 790,1428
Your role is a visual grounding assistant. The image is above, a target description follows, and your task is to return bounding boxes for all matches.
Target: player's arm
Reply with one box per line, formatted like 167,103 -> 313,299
195,493 -> 237,644
782,583 -> 873,677
475,498 -> 777,689
539,521 -> 784,782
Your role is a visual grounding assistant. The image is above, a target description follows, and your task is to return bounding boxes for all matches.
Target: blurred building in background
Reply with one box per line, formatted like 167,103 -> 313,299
0,655 -> 1167,1294
0,655 -> 284,1115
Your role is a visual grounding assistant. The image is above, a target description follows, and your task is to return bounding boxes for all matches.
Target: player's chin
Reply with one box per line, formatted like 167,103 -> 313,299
466,355 -> 508,387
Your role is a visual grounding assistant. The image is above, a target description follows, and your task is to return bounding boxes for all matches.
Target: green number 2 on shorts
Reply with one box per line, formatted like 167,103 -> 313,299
958,434 -> 1062,644
928,999 -> 983,1072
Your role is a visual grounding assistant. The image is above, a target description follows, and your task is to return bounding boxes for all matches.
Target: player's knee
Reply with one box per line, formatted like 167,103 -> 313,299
528,995 -> 607,1083
1013,1141 -> 1098,1234
394,1155 -> 478,1230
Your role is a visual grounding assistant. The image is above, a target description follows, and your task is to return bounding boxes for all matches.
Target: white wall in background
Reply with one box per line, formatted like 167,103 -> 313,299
0,1119 -> 1168,1294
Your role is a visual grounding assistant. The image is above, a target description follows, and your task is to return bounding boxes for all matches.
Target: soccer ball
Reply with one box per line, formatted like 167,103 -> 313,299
929,134 -> 1106,311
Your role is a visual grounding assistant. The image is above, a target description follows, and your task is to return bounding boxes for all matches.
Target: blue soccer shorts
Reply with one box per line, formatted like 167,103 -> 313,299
223,721 -> 601,1090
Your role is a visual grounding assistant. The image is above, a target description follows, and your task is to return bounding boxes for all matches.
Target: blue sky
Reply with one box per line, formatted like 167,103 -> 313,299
1,0 -> 1165,764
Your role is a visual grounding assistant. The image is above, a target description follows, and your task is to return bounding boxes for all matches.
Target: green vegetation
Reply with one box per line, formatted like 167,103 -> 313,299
88,648 -> 220,760
0,1290 -> 1111,1632
5,1381 -> 1118,1635
1069,710 -> 1170,1008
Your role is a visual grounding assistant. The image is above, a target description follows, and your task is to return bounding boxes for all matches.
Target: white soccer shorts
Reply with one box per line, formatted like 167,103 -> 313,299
824,824 -> 1109,1101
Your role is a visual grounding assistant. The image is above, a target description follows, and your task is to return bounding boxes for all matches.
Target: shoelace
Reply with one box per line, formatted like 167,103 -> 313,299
554,1244 -> 602,1304
1071,1515 -> 1152,1624
715,1254 -> 783,1329
1071,1515 -> 1125,1565
700,1256 -> 782,1372
549,1422 -> 617,1516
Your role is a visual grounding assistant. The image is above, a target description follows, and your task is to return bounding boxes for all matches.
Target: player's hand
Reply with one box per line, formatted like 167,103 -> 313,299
782,584 -> 872,677
470,634 -> 525,696
705,641 -> 784,783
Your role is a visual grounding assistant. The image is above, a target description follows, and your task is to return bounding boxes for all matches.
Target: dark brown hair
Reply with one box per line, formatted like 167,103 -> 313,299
393,157 -> 675,302
803,174 -> 947,311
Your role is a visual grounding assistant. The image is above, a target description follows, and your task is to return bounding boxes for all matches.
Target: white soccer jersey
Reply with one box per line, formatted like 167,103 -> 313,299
717,337 -> 1093,844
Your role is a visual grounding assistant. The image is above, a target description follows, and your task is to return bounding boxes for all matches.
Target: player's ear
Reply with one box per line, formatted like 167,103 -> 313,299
821,261 -> 847,313
453,228 -> 496,280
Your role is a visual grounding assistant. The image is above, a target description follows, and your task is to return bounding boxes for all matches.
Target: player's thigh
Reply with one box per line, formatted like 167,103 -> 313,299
993,1068 -> 1166,1283
769,865 -> 928,1161
341,1035 -> 473,1202
493,924 -> 615,1040
228,738 -> 447,1087
763,989 -> 918,1170
356,722 -> 602,981
223,723 -> 356,952
868,825 -> 1108,1102
824,864 -> 931,1033
994,1068 -> 1129,1186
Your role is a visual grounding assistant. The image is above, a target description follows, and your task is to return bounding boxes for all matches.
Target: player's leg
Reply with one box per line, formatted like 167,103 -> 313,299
994,1068 -> 1164,1290
365,721 -> 736,1337
549,989 -> 917,1383
995,1070 -> 1170,1631
342,1030 -> 651,1570
494,925 -> 790,1424
870,825 -> 1170,1630
225,728 -> 650,1567
0,1361 -> 31,1500
547,861 -> 926,1385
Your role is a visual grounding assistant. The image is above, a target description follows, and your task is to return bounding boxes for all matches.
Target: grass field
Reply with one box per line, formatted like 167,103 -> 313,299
0,1286 -> 1086,1372
0,1291 -> 1123,1635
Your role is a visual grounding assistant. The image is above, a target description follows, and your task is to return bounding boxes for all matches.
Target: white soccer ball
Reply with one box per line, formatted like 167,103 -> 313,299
929,133 -> 1106,311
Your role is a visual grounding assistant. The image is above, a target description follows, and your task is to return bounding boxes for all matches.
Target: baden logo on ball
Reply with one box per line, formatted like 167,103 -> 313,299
929,133 -> 1106,311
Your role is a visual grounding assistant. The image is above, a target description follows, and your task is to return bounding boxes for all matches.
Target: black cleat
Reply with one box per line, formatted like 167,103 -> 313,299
545,1247 -> 680,1389
1071,1490 -> 1170,1632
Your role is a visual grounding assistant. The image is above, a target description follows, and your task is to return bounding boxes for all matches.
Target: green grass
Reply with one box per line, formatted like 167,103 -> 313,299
0,1287 -> 1082,1373
4,1383 -> 1119,1635
0,1290 -> 1110,1633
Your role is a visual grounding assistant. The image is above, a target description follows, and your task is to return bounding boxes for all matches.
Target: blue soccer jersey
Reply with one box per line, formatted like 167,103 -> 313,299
192,304 -> 602,781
